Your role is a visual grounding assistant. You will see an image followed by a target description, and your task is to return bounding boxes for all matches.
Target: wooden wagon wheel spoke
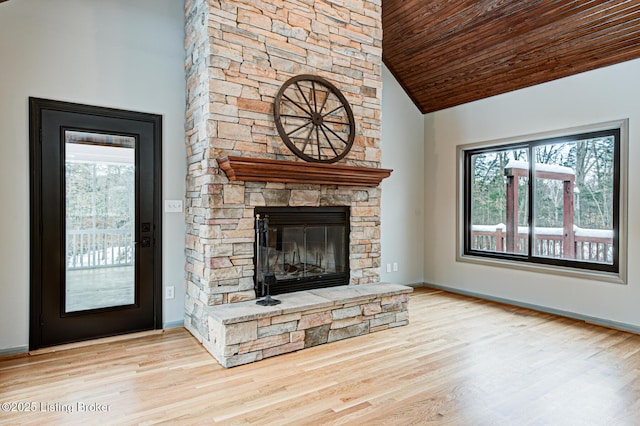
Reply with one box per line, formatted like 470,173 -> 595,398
274,75 -> 355,163
317,87 -> 330,115
300,125 -> 315,155
323,119 -> 350,126
321,123 -> 348,145
315,122 -> 321,160
319,125 -> 340,157
286,120 -> 313,137
311,81 -> 318,113
280,113 -> 312,119
282,94 -> 313,117
294,82 -> 314,115
322,104 -> 345,118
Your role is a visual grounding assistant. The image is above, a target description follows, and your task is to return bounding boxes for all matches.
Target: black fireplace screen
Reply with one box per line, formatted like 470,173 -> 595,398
254,207 -> 350,296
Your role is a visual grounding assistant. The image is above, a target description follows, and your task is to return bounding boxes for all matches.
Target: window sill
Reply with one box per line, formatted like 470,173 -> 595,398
456,252 -> 626,285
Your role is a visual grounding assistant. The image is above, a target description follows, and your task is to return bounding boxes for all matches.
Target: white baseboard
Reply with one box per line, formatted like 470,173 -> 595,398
163,320 -> 184,329
0,345 -> 28,356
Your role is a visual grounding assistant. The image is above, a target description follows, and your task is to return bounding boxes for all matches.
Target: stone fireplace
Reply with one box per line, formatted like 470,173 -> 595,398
183,0 -> 409,364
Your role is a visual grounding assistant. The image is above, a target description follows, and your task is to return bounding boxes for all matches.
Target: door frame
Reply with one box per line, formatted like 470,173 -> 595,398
29,97 -> 163,350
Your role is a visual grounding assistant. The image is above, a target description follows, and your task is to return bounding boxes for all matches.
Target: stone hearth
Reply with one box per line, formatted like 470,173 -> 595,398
206,283 -> 412,367
182,0 -> 404,366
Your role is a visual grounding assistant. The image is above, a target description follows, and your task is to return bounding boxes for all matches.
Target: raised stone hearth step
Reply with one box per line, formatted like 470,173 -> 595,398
203,283 -> 412,368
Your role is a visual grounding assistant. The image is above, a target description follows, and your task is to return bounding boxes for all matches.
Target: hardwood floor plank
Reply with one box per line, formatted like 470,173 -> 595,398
2,288 -> 640,424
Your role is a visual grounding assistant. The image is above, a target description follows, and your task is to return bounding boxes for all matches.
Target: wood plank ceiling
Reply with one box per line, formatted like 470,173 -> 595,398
383,0 -> 640,114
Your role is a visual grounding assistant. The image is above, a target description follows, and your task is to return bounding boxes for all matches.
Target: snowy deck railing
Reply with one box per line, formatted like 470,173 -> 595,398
66,228 -> 134,269
471,224 -> 613,263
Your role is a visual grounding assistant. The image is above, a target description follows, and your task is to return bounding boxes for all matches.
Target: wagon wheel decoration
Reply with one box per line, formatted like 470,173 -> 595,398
274,74 -> 355,163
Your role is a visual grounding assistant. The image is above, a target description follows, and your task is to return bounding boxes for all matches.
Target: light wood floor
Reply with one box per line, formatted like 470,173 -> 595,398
2,287 -> 639,425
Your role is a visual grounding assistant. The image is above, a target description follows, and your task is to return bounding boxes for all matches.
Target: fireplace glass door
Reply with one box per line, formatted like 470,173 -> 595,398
255,207 -> 349,295
264,225 -> 347,279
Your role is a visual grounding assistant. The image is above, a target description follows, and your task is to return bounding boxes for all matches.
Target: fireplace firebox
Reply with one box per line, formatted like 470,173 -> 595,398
254,207 -> 350,296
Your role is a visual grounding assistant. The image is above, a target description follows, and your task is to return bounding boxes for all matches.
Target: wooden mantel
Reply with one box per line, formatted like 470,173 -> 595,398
218,156 -> 392,187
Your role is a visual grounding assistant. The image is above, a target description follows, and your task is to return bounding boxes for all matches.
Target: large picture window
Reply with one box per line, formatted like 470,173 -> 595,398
460,122 -> 627,280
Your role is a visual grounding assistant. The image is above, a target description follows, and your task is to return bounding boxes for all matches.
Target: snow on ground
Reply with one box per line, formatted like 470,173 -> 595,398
472,224 -> 612,239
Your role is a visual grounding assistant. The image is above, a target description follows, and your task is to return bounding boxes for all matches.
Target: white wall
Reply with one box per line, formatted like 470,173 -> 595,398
0,0 -> 186,352
380,65 -> 425,285
424,58 -> 640,328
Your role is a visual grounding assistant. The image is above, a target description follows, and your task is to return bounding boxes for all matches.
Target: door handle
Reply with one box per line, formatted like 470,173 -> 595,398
137,237 -> 151,247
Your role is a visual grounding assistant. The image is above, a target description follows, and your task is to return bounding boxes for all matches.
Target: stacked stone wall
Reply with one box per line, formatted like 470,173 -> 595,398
184,0 -> 383,344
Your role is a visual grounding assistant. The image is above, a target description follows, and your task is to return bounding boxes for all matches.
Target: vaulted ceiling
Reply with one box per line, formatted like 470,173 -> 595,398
383,0 -> 640,114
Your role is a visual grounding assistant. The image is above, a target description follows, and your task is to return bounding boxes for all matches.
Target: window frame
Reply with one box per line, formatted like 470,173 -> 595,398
457,120 -> 628,284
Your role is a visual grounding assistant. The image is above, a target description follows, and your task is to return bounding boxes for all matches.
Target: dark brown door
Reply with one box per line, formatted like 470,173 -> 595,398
29,98 -> 162,350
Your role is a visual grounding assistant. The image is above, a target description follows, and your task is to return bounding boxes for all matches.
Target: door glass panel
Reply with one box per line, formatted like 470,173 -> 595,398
65,131 -> 136,313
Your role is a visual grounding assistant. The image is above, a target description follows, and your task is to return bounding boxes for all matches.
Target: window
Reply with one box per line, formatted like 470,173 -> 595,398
459,121 -> 627,280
